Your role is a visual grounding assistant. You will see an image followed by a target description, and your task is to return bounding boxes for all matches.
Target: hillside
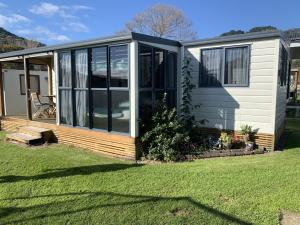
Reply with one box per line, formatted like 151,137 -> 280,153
0,27 -> 45,53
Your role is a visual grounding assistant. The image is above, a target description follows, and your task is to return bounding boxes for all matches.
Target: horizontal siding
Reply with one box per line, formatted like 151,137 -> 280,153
186,38 -> 279,134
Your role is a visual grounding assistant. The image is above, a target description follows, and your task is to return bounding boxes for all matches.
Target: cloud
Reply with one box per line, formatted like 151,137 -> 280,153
16,26 -> 71,42
0,14 -> 30,26
30,2 -> 93,18
29,2 -> 59,17
61,22 -> 89,33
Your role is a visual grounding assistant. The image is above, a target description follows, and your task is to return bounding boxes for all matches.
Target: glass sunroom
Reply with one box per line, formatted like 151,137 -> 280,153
0,32 -> 181,159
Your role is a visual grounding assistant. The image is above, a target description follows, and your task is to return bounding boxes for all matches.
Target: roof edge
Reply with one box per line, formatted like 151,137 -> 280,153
182,30 -> 284,47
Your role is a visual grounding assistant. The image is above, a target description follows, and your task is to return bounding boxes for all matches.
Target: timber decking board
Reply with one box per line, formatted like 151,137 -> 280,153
1,117 -> 137,160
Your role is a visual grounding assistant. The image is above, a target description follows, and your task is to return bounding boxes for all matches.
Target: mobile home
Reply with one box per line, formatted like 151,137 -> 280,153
0,31 -> 289,159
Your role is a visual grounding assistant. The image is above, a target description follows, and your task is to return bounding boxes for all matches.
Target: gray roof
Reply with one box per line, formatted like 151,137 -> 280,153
0,32 -> 180,59
0,30 -> 285,60
182,30 -> 284,47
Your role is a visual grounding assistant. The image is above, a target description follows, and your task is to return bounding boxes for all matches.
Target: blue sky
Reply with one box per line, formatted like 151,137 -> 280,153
0,0 -> 299,45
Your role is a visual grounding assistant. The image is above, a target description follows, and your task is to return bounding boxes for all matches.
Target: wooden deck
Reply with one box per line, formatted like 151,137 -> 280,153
0,116 -> 137,160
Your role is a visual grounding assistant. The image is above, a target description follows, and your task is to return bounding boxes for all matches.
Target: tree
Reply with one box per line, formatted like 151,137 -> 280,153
124,4 -> 197,41
248,26 -> 277,33
221,30 -> 245,36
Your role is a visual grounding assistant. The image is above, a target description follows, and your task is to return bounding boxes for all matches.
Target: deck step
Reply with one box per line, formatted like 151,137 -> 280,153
6,133 -> 42,144
18,126 -> 53,141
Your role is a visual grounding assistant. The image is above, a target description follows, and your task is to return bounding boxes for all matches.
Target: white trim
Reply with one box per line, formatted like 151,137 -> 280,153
129,41 -> 139,137
54,51 -> 60,125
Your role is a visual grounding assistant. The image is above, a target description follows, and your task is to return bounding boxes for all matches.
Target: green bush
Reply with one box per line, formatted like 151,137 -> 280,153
140,94 -> 190,162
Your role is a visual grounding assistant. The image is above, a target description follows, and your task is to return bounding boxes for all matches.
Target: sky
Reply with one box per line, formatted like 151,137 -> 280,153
0,0 -> 299,45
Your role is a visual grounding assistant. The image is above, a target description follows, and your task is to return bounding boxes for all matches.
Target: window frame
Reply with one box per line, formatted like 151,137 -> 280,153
19,74 -> 41,95
199,44 -> 251,88
57,43 -> 130,135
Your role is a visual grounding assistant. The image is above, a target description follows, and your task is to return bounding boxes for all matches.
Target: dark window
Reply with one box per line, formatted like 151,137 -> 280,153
19,74 -> 40,95
110,45 -> 128,87
139,45 -> 152,88
111,90 -> 129,133
138,44 -> 177,134
92,90 -> 108,130
224,46 -> 249,86
200,46 -> 250,87
279,45 -> 289,86
91,47 -> 107,88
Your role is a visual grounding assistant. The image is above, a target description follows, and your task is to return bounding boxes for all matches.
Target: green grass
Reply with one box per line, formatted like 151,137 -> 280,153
0,120 -> 300,225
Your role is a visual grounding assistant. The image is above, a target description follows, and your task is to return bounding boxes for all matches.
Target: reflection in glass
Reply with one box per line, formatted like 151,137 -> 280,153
92,90 -> 108,130
75,90 -> 89,127
140,45 -> 152,88
110,46 -> 128,87
111,91 -> 129,133
91,47 -> 107,88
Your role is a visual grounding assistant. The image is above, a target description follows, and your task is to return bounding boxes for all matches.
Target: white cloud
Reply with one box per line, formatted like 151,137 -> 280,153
29,2 -> 59,17
0,13 -> 30,26
61,22 -> 89,33
17,26 -> 71,42
30,2 -> 93,18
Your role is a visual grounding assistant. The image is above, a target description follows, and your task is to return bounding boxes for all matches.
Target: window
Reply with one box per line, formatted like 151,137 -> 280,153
224,47 -> 249,85
58,44 -> 130,134
138,44 -> 177,133
58,52 -> 73,125
91,47 -> 107,88
200,46 -> 250,87
110,45 -> 128,87
19,74 -> 40,95
279,44 -> 289,86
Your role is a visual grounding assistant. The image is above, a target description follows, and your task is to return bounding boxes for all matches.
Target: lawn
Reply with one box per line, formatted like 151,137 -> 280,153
0,120 -> 300,225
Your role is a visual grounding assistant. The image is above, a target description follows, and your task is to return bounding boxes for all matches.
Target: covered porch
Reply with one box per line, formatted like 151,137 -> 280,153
0,51 -> 56,123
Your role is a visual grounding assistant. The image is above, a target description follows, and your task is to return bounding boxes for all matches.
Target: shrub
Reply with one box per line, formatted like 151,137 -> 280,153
140,94 -> 190,161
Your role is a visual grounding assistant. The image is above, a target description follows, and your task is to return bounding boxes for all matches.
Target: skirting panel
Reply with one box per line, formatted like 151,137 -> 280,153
1,117 -> 137,160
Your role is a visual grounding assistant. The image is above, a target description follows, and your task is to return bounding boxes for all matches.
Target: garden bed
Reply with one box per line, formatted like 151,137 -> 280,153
186,148 -> 266,160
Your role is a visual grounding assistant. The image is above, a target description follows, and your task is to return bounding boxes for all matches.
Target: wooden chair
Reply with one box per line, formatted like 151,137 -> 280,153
31,92 -> 50,119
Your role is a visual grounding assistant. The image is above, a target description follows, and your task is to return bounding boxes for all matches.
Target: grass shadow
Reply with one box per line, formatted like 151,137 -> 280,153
0,191 -> 253,225
0,163 -> 142,184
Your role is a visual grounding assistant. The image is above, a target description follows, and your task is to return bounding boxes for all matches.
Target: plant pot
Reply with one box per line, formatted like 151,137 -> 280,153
243,134 -> 250,144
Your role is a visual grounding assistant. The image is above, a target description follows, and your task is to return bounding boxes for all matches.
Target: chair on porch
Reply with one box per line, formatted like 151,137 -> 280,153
31,92 -> 50,119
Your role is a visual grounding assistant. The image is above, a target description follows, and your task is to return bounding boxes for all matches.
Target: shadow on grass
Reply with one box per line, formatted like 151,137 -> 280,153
0,164 -> 142,183
0,191 -> 253,225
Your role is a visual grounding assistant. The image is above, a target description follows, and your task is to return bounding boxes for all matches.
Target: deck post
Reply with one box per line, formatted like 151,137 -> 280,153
47,58 -> 53,95
0,62 -> 5,117
24,57 -> 32,120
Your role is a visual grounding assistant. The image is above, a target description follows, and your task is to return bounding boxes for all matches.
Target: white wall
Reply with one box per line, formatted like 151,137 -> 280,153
3,69 -> 49,116
185,38 -> 281,134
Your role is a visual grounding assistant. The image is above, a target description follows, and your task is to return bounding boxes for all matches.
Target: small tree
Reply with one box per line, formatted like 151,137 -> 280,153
123,4 -> 197,41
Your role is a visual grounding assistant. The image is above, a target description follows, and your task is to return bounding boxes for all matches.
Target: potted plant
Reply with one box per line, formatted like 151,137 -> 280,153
240,124 -> 252,143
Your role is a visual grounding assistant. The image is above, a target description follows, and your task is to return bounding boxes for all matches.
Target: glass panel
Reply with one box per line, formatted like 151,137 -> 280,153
166,90 -> 176,109
110,45 -> 128,87
224,47 -> 249,85
59,52 -> 72,87
59,90 -> 72,125
91,47 -> 107,88
20,75 -> 40,95
139,91 -> 152,121
75,90 -> 89,127
154,49 -> 164,89
111,91 -> 129,133
139,45 -> 152,88
154,90 -> 165,109
75,49 -> 88,88
200,48 -> 223,87
166,52 -> 176,88
92,90 -> 108,130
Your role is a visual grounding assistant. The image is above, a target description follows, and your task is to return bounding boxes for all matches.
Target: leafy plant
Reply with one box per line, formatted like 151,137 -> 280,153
220,132 -> 233,149
140,94 -> 190,161
240,124 -> 252,135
